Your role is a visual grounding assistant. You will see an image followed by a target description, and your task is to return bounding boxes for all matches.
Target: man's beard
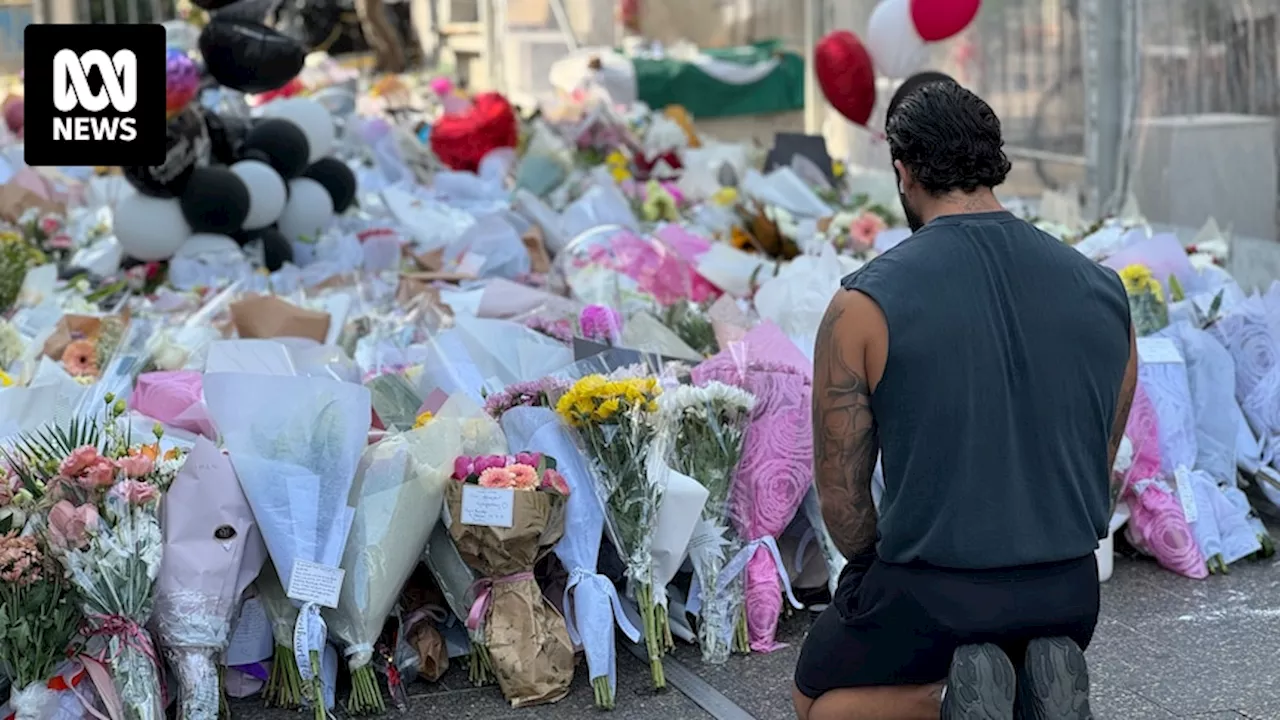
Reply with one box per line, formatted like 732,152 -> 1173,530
900,193 -> 925,232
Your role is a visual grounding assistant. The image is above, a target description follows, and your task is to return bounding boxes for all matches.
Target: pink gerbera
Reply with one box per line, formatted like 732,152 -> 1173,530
478,467 -> 515,489
508,464 -> 539,491
540,469 -> 571,496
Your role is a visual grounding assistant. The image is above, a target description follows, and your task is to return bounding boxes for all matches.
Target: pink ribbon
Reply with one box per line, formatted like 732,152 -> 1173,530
465,572 -> 535,632
83,614 -> 168,712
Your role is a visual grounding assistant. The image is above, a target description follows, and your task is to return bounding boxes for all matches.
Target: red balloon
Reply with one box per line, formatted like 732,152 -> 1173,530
910,0 -> 981,42
429,93 -> 519,173
815,31 -> 877,126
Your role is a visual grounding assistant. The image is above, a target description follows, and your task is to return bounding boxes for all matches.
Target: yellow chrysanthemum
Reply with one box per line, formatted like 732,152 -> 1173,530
832,159 -> 846,179
1119,263 -> 1163,302
605,151 -> 628,168
594,398 -> 622,421
413,411 -> 434,429
610,166 -> 632,184
0,369 -> 12,387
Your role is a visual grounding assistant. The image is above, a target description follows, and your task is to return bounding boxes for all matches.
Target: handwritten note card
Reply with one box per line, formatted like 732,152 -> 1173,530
225,597 -> 274,665
286,559 -> 346,609
460,486 -> 515,528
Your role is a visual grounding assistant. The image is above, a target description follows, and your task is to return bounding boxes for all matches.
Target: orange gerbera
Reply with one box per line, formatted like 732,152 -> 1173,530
60,340 -> 98,378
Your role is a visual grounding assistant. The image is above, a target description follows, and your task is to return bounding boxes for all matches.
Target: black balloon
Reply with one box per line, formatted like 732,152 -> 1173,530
179,167 -> 251,235
122,106 -> 210,198
259,228 -> 294,272
886,71 -> 957,123
204,112 -> 254,165
199,19 -> 305,94
303,157 -> 357,213
242,118 -> 310,179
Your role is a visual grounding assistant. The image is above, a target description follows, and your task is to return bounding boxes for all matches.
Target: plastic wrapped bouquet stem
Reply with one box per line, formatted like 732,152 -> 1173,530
555,374 -> 667,688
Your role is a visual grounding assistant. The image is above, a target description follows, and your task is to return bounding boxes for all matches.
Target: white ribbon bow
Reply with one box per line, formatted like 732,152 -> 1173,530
716,535 -> 803,610
563,568 -> 642,694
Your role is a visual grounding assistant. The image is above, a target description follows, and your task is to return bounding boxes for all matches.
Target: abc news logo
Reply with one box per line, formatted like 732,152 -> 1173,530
24,24 -> 166,167
53,49 -> 139,142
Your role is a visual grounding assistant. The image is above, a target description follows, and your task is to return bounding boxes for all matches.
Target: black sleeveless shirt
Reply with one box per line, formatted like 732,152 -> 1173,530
842,211 -> 1130,569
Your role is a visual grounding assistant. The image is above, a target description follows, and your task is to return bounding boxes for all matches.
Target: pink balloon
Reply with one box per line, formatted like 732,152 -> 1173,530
909,0 -> 981,42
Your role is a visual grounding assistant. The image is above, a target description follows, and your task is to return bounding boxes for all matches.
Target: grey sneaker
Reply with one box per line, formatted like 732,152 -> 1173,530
940,644 -> 1016,719
1017,637 -> 1093,719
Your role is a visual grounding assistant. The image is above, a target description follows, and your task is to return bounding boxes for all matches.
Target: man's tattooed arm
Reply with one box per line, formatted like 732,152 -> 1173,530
812,292 -> 880,560
1107,324 -> 1139,513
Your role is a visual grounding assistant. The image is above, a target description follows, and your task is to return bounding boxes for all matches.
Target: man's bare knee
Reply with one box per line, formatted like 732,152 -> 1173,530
792,683 -> 816,720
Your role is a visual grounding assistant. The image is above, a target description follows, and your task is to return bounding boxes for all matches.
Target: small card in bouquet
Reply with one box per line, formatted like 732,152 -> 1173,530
286,559 -> 346,609
460,486 -> 515,528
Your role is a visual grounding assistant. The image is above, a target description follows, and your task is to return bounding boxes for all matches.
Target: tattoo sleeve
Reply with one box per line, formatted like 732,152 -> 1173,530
812,296 -> 881,561
1107,325 -> 1139,513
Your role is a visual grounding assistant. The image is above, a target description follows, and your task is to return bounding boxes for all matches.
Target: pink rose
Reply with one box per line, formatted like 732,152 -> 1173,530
540,469 -> 571,496
110,479 -> 159,506
477,467 -> 514,489
47,233 -> 73,250
514,452 -> 542,468
850,212 -> 887,251
76,459 -> 117,489
452,456 -> 475,481
473,455 -> 508,474
508,464 -> 539,491
115,453 -> 154,479
38,215 -> 62,235
59,446 -> 104,477
47,500 -> 99,550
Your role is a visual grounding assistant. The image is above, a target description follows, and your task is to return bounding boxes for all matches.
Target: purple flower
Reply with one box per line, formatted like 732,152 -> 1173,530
579,305 -> 623,343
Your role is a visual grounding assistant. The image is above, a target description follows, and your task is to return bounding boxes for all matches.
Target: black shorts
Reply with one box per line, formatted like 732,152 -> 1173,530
794,555 -> 1100,698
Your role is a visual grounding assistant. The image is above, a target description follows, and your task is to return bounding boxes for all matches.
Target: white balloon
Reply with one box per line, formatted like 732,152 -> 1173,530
230,159 -> 288,230
867,0 -> 928,79
276,178 -> 334,243
114,193 -> 190,261
262,98 -> 335,164
176,233 -> 240,258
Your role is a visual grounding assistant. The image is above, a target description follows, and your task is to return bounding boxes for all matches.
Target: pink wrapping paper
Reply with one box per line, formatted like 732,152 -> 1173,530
1122,383 -> 1207,579
131,371 -> 216,438
693,324 -> 812,651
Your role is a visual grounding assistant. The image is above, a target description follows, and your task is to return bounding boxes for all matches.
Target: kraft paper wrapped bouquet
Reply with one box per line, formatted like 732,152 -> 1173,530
444,453 -> 574,708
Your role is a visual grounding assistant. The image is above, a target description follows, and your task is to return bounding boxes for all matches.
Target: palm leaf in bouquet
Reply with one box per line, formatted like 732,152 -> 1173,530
3,415 -> 105,504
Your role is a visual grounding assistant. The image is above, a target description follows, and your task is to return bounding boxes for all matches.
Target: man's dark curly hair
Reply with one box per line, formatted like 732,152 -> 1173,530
886,81 -> 1012,195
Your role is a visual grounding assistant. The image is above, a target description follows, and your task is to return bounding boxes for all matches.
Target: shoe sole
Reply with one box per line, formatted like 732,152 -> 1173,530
1019,637 -> 1093,719
942,644 -> 1016,720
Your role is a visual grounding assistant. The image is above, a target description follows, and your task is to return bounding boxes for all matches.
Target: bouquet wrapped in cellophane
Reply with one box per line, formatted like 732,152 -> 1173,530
204,373 -> 370,720
653,381 -> 755,664
1119,263 -> 1169,336
17,395 -> 184,720
555,374 -> 670,688
444,452 -> 574,707
0,531 -> 81,720
324,415 -> 457,715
